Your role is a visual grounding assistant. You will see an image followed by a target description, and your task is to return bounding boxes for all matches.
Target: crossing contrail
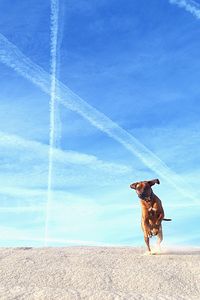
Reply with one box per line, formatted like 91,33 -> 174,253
0,32 -> 198,203
44,0 -> 59,246
169,0 -> 200,19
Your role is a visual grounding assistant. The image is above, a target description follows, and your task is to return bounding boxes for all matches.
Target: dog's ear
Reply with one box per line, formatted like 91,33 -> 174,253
148,179 -> 160,186
130,182 -> 138,189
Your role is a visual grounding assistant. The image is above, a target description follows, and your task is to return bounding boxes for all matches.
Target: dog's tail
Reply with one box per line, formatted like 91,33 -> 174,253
163,218 -> 172,221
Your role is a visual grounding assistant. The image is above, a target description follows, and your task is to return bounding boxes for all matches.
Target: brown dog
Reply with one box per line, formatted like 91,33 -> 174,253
130,179 -> 171,254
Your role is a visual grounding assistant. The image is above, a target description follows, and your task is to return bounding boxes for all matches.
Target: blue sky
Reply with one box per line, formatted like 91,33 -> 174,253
0,0 -> 200,247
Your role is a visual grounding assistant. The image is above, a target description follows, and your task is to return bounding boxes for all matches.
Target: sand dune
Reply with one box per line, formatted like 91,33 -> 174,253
0,247 -> 199,299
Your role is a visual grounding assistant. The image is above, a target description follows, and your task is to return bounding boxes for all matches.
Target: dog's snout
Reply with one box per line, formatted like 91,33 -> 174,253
139,192 -> 147,199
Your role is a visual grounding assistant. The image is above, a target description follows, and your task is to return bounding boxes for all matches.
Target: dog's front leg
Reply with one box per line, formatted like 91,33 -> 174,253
151,225 -> 163,255
156,225 -> 163,252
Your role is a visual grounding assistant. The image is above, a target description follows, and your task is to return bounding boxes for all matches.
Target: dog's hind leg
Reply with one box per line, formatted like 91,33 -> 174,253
144,235 -> 151,254
155,226 -> 163,254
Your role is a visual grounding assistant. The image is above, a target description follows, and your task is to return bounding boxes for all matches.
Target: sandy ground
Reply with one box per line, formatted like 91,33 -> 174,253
0,247 -> 199,300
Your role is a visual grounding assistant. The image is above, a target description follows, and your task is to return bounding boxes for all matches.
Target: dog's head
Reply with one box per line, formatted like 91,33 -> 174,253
130,179 -> 160,200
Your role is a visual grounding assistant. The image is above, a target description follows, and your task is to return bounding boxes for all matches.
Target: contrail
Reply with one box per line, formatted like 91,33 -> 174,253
169,0 -> 200,19
54,0 -> 66,148
0,32 -> 198,203
44,0 -> 59,246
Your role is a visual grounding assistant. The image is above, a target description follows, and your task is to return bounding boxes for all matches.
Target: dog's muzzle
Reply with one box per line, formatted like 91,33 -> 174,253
138,191 -> 153,201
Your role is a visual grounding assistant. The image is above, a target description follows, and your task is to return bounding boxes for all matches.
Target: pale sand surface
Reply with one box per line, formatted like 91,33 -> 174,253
0,247 -> 199,300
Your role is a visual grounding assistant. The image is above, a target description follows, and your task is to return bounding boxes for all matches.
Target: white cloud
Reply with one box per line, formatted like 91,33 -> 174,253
169,0 -> 200,19
0,225 -> 115,246
0,131 -> 131,173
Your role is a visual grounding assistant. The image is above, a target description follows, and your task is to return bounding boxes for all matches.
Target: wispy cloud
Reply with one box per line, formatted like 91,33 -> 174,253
0,131 -> 134,215
0,33 -> 199,204
0,206 -> 44,212
0,131 -> 131,173
169,0 -> 200,19
165,233 -> 200,246
0,224 -> 126,247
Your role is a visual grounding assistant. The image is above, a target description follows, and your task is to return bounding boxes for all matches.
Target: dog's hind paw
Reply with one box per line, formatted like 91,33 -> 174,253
143,251 -> 152,256
151,247 -> 161,255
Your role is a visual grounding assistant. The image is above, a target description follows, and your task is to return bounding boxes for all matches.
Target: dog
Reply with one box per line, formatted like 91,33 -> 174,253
130,179 -> 171,254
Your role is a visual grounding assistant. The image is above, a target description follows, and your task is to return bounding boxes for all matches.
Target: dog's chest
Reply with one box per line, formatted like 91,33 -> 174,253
141,200 -> 159,220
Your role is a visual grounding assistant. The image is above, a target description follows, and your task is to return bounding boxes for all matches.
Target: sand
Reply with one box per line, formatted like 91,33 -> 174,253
0,247 -> 199,299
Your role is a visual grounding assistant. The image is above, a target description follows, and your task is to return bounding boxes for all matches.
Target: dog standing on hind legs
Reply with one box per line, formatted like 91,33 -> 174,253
130,179 -> 171,255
